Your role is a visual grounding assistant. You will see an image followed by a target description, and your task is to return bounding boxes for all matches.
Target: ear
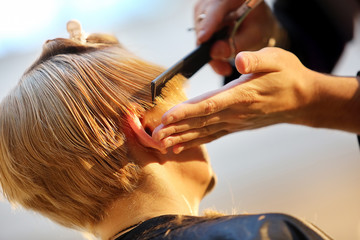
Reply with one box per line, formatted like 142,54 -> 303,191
127,113 -> 166,153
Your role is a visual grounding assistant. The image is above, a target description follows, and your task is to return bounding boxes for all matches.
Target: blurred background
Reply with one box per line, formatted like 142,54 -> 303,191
0,0 -> 359,239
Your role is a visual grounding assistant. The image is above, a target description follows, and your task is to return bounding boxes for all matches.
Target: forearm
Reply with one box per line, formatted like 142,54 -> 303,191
296,71 -> 360,134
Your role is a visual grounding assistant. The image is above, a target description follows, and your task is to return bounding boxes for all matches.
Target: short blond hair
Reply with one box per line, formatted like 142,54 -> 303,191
0,35 -> 185,231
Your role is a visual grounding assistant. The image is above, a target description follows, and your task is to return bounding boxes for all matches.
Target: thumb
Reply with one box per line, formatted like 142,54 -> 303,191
235,47 -> 285,74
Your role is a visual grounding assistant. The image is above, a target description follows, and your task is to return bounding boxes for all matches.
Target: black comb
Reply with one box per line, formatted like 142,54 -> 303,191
151,27 -> 228,102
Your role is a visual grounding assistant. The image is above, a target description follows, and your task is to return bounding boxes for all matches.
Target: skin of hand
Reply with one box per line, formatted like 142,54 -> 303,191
194,0 -> 282,76
152,47 -> 360,154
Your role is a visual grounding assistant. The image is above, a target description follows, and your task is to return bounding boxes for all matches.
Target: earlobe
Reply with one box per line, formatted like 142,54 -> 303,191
127,113 -> 166,153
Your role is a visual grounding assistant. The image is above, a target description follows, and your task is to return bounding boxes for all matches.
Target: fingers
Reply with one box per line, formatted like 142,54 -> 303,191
194,0 -> 243,44
156,115 -> 278,154
235,47 -> 290,74
172,130 -> 229,154
209,60 -> 233,76
160,100 -> 219,126
153,103 -> 254,142
158,122 -> 230,149
160,85 -> 237,126
210,40 -> 231,60
208,38 -> 233,76
153,111 -> 225,142
194,1 -> 228,43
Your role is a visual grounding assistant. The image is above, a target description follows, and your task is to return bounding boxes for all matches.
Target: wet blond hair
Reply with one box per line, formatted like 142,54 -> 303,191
0,34 -> 186,231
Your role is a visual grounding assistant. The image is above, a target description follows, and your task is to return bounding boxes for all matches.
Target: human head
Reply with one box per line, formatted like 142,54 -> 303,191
0,30 -> 214,233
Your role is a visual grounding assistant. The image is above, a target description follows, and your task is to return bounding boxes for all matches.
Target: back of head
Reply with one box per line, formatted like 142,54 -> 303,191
0,31 -> 186,231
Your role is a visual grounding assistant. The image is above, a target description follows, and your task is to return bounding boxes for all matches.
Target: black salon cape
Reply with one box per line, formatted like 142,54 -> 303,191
115,213 -> 331,240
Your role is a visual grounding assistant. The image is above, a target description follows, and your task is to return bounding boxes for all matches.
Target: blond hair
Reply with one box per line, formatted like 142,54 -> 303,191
0,34 -> 185,231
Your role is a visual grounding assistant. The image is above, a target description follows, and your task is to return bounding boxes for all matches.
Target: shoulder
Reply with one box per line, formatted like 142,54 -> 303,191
167,213 -> 331,240
119,213 -> 331,240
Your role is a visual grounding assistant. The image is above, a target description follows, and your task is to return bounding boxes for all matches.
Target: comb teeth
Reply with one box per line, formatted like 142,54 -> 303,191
151,62 -> 182,102
150,27 -> 228,103
153,75 -> 187,104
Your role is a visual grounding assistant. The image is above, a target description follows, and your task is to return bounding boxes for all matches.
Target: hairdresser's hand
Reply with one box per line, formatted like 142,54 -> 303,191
194,0 -> 286,76
153,47 -> 315,154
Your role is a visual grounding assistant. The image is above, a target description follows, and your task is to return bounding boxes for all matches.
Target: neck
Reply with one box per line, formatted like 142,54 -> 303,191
94,163 -> 201,240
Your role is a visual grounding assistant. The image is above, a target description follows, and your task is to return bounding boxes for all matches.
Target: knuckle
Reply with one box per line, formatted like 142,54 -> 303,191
203,99 -> 218,115
176,122 -> 191,133
196,131 -> 226,145
162,125 -> 179,138
167,126 -> 177,136
177,134 -> 185,142
202,135 -> 218,144
183,138 -> 205,150
174,134 -> 188,145
195,115 -> 209,128
250,54 -> 260,72
233,87 -> 258,105
200,124 -> 212,136
204,125 -> 211,133
212,130 -> 228,140
170,123 -> 186,136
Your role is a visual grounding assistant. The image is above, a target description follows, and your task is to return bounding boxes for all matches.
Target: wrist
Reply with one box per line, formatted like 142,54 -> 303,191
300,71 -> 360,133
284,68 -> 317,126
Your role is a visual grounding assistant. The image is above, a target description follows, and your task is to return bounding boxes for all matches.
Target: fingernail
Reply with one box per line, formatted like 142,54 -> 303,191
174,145 -> 184,154
243,53 -> 250,73
164,116 -> 174,125
160,148 -> 168,154
237,52 -> 250,73
163,139 -> 173,148
158,132 -> 164,141
197,30 -> 206,41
